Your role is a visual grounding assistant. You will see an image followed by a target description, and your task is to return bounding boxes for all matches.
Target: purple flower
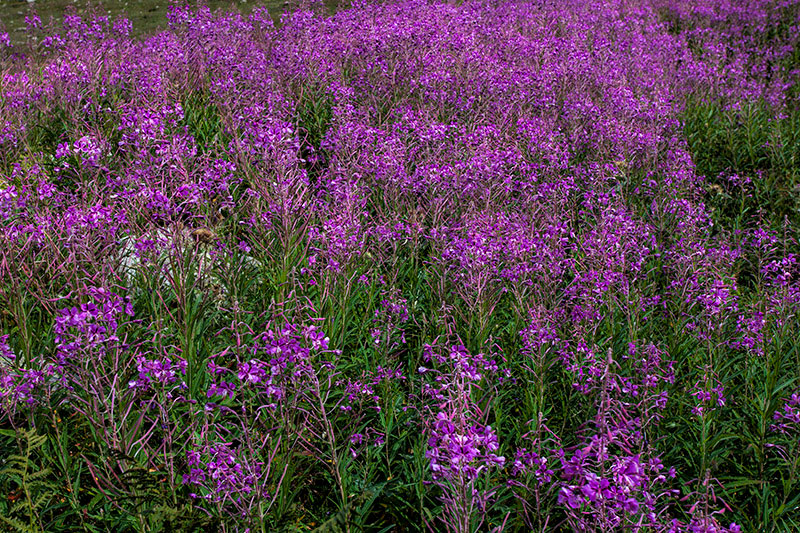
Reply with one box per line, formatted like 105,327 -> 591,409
559,487 -> 583,510
0,335 -> 14,361
237,360 -> 267,384
623,497 -> 639,514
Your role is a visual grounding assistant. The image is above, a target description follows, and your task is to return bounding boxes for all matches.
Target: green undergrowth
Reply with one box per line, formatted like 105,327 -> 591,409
684,99 -> 800,236
182,92 -> 229,154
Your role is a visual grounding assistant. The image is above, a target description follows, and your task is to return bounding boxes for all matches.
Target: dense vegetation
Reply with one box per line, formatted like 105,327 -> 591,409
0,1 -> 799,531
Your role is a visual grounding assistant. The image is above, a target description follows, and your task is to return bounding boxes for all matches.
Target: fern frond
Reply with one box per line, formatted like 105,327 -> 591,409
0,428 -> 56,533
0,514 -> 36,533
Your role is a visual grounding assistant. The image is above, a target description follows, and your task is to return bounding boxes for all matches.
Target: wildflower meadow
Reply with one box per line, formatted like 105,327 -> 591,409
0,1 -> 799,531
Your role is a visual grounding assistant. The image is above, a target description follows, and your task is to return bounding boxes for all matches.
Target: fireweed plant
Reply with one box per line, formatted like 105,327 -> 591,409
0,0 -> 799,531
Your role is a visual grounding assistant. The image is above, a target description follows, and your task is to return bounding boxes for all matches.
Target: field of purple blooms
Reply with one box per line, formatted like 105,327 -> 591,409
0,0 -> 799,531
